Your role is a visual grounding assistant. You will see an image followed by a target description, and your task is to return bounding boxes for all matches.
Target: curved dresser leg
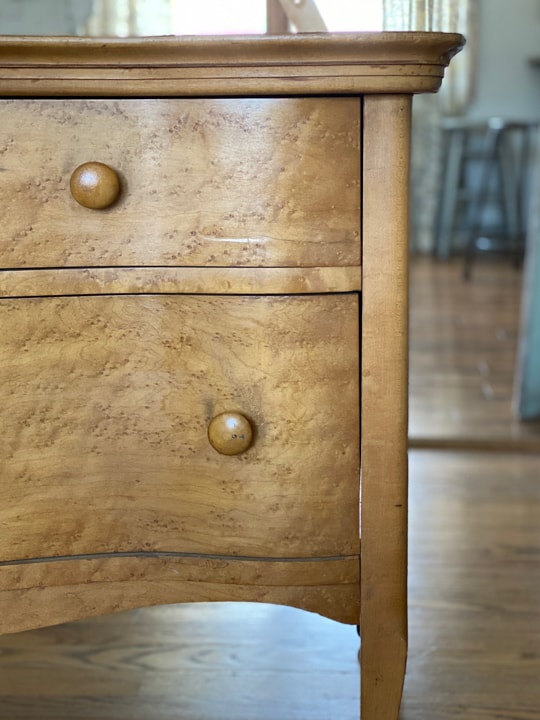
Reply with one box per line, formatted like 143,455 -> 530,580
360,627 -> 407,719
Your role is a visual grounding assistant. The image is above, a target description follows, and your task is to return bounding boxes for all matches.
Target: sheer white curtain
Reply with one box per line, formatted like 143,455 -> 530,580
383,0 -> 477,251
384,0 -> 474,113
384,0 -> 467,31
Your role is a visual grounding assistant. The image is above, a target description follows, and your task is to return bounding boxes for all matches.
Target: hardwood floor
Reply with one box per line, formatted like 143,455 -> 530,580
405,451 -> 540,720
409,255 -> 540,450
0,257 -> 538,719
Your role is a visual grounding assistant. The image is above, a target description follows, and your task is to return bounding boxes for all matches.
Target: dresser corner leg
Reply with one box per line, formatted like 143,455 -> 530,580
359,632 -> 407,720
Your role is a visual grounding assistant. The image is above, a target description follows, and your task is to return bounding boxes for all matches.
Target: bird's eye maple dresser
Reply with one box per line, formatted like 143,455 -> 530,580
0,32 -> 462,719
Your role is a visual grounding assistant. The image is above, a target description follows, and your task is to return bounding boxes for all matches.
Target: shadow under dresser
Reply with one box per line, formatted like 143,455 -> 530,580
0,32 -> 463,720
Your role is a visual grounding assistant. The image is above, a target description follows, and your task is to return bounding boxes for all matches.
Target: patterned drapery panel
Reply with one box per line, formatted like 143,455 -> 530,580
384,0 -> 474,114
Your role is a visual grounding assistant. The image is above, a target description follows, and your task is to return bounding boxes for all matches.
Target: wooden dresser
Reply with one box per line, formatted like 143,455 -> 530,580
0,32 -> 463,719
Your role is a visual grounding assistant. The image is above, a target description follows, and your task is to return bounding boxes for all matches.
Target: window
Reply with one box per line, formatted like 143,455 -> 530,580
170,0 -> 383,35
315,0 -> 382,31
171,0 -> 267,35
84,0 -> 385,38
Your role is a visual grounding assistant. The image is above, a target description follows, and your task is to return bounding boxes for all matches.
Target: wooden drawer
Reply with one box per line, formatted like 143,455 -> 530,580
0,98 -> 361,269
0,293 -> 360,563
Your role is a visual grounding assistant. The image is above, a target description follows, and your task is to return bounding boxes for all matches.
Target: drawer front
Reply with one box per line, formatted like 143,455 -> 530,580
0,294 -> 359,562
0,98 -> 361,269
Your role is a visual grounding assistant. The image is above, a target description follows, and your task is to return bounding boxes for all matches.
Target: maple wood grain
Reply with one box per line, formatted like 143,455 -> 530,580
0,294 -> 360,565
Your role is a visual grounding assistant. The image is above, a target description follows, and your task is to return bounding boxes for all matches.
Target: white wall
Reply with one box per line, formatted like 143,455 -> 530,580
467,0 -> 540,120
0,0 -> 92,35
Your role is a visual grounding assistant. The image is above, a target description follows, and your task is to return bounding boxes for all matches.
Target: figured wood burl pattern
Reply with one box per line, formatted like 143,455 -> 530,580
0,294 -> 360,563
0,98 -> 361,269
0,266 -> 361,298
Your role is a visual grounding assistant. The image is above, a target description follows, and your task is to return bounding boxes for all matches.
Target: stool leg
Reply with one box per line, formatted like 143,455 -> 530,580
464,127 -> 501,280
435,128 -> 465,259
513,126 -> 536,266
498,131 -> 520,257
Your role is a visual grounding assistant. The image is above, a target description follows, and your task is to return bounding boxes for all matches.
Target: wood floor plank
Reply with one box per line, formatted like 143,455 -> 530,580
402,451 -> 540,720
409,256 -> 540,449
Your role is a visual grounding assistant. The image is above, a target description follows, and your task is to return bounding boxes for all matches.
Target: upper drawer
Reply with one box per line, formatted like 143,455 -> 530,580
0,98 -> 361,269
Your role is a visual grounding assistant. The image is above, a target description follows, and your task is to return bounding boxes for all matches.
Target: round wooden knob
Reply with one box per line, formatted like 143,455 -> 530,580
70,162 -> 121,209
208,412 -> 253,456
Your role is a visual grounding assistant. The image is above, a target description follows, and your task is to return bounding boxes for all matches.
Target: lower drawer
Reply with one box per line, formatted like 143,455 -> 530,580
0,293 -> 360,563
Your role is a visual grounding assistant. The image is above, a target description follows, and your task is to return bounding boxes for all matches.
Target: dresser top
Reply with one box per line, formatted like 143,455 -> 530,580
0,32 -> 464,96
